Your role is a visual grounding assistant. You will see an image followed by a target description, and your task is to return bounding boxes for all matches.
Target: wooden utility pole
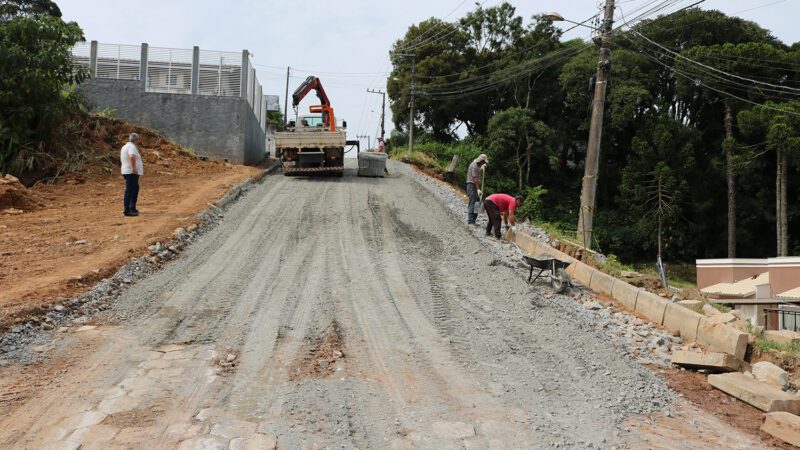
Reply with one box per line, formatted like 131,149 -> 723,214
576,0 -> 615,250
367,89 -> 386,141
283,66 -> 290,125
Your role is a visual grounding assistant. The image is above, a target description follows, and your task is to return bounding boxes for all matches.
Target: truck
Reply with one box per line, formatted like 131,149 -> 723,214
275,76 -> 354,177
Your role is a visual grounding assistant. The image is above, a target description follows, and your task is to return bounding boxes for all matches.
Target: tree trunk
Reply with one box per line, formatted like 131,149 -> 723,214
526,144 -> 532,188
778,149 -> 789,256
724,103 -> 736,258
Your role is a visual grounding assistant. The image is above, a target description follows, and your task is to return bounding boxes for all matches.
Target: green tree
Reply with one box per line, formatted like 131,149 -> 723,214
739,102 -> 800,256
486,107 -> 550,192
617,117 -> 697,261
0,0 -> 88,173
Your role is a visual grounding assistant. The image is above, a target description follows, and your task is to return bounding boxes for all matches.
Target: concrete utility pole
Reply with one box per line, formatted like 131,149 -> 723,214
283,66 -> 290,126
576,0 -> 615,250
367,88 -> 386,141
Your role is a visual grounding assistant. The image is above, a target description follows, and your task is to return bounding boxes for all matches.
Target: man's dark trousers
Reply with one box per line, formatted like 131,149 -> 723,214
466,182 -> 479,224
484,199 -> 502,238
123,174 -> 140,214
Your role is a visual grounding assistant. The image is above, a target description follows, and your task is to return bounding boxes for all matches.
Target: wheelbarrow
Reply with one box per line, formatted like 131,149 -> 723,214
522,255 -> 572,293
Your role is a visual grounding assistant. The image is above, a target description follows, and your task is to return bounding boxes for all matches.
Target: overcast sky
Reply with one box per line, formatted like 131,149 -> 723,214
58,0 -> 798,148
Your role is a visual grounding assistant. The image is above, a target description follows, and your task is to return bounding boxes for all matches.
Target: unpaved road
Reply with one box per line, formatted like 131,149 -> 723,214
0,160 -> 767,449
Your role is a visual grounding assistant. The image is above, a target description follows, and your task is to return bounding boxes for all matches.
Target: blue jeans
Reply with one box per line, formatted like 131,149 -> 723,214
123,174 -> 140,213
466,182 -> 479,224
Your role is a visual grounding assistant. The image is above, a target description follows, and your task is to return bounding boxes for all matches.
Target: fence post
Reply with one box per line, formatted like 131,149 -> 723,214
89,40 -> 98,77
191,46 -> 200,95
140,43 -> 148,91
240,49 -> 249,99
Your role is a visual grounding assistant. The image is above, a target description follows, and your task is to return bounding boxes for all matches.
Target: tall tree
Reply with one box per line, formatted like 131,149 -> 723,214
486,107 -> 550,192
739,102 -> 800,256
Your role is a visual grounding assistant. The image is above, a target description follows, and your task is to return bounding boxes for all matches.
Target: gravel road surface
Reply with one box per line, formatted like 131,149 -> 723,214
0,160 -> 762,449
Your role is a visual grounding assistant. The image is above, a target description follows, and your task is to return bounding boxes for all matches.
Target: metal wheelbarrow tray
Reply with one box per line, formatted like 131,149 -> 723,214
522,255 -> 572,293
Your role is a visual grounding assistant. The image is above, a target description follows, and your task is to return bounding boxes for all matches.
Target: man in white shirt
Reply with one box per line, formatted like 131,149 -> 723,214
120,133 -> 143,217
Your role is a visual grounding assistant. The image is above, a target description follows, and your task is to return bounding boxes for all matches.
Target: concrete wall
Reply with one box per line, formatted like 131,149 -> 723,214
696,259 -> 769,288
81,78 -> 265,165
769,258 -> 800,296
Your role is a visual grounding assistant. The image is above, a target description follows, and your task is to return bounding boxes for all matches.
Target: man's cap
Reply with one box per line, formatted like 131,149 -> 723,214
476,154 -> 488,163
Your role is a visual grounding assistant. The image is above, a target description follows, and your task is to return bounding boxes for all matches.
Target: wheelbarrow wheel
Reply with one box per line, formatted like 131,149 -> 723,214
551,268 -> 570,294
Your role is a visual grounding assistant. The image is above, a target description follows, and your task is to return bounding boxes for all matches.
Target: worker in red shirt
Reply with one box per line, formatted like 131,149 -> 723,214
484,193 -> 523,239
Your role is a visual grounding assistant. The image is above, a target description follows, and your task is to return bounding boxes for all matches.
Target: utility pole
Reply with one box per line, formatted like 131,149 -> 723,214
283,66 -> 290,125
396,53 -> 416,152
356,134 -> 371,151
576,0 -> 615,250
367,88 -> 386,141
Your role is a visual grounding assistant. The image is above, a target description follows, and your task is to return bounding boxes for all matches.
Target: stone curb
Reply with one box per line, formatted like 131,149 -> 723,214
505,228 -> 748,360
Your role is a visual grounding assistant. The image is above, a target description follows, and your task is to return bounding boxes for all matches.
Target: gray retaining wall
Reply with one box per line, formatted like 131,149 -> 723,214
81,78 -> 265,165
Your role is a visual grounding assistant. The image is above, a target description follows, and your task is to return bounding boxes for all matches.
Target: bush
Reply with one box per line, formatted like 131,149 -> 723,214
0,1 -> 89,174
516,185 -> 548,221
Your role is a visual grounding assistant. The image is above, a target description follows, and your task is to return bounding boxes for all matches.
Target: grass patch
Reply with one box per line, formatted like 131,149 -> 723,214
390,149 -> 445,173
746,322 -> 800,357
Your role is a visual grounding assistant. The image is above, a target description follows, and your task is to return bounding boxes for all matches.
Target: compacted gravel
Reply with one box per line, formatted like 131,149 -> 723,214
1,159 -> 694,449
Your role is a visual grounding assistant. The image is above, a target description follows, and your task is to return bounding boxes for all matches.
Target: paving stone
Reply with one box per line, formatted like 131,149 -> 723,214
708,372 -> 800,413
671,350 -> 741,372
176,435 -> 229,450
75,325 -> 97,332
97,395 -> 140,415
112,427 -> 157,445
229,433 -> 278,450
431,421 -> 476,440
156,343 -> 187,353
761,411 -> 800,447
753,361 -> 790,390
210,419 -> 257,439
67,424 -> 119,443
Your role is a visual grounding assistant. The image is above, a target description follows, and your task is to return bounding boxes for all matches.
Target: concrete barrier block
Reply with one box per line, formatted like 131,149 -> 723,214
589,270 -> 617,297
671,350 -> 741,372
571,262 -> 596,287
663,303 -> 703,342
708,373 -> 800,414
762,412 -> 800,447
634,291 -> 669,325
696,317 -> 748,360
610,281 -> 641,310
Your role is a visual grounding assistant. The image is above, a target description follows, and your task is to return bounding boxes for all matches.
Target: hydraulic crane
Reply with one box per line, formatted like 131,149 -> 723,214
291,76 -> 336,131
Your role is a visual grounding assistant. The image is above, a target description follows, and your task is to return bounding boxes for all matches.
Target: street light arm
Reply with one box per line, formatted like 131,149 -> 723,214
544,12 -> 599,31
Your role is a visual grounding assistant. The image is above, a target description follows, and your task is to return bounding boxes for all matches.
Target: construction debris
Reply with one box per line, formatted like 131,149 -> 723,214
708,372 -> 800,414
671,350 -> 742,372
761,412 -> 800,447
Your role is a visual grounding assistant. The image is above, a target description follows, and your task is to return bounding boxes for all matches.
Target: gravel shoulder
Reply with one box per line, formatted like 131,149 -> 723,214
0,159 -> 770,448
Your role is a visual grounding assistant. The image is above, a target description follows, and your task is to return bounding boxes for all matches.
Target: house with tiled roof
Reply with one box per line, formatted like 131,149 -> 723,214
696,257 -> 800,330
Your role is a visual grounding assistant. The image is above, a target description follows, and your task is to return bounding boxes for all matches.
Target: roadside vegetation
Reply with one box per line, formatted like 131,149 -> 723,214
387,3 -> 800,272
0,0 -> 90,180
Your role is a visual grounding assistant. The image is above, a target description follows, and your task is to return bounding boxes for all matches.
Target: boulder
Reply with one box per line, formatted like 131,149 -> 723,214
708,372 -> 800,413
752,361 -> 790,390
761,412 -> 800,447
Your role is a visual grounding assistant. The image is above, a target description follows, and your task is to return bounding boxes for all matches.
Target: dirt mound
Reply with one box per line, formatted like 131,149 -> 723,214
0,176 -> 44,212
288,323 -> 345,380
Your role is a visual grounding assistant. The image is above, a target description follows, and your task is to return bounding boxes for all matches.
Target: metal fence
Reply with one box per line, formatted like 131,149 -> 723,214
71,42 -> 270,132
146,46 -> 192,94
198,49 -> 242,96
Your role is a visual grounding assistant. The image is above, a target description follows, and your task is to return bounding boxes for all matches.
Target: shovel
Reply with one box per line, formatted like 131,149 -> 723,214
473,165 -> 486,215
